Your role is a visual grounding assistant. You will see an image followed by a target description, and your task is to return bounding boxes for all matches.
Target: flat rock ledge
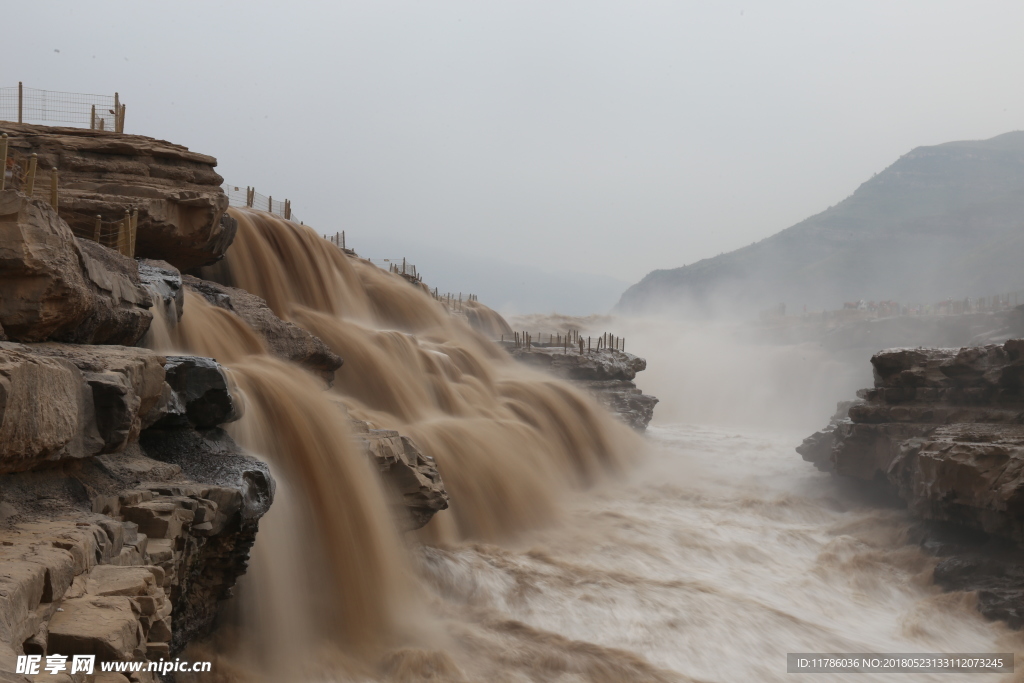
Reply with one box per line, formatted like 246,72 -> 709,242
799,339 -> 1024,627
504,344 -> 658,431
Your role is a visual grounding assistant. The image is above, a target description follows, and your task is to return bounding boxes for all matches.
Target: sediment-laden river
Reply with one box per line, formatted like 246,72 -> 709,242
410,423 -> 1021,682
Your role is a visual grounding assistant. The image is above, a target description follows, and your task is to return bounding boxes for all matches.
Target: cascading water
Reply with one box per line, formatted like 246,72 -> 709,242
150,207 -> 639,679
155,208 -> 1022,682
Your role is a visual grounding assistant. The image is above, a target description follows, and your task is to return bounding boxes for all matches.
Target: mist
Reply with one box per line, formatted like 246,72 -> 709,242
6,1 -> 1024,312
5,2 -> 1024,680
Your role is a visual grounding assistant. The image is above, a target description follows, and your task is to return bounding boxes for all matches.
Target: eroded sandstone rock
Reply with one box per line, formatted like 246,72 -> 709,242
505,344 -> 659,431
0,191 -> 152,345
350,419 -> 448,529
137,260 -> 183,326
801,339 -> 1024,627
0,344 -> 240,474
182,274 -> 343,383
0,122 -> 235,270
0,427 -> 272,674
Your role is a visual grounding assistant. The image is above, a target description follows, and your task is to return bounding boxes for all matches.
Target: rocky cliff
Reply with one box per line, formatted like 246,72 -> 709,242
506,344 -> 658,431
0,342 -> 272,680
800,340 -> 1024,626
0,167 -> 272,679
1,122 -> 234,271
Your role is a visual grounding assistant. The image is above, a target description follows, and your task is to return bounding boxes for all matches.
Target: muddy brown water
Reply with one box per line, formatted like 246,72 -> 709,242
150,209 -> 1020,682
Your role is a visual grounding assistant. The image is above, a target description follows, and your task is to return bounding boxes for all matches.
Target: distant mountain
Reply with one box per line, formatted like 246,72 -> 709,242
616,131 -> 1024,316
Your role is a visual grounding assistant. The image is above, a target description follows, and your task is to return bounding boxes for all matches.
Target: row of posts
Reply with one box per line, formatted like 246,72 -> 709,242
324,231 -> 346,249
243,186 -> 292,220
0,134 -> 137,257
432,289 -> 474,310
89,94 -> 125,132
91,209 -> 139,258
389,258 -> 417,279
503,329 -> 624,354
12,83 -> 125,132
0,139 -> 59,209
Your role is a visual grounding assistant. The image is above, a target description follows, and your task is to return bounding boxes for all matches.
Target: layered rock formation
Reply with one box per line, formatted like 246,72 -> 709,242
0,191 -> 152,345
1,122 -> 234,270
182,274 -> 343,384
0,342 -> 272,678
506,344 -> 658,430
799,340 -> 1024,625
350,419 -> 448,530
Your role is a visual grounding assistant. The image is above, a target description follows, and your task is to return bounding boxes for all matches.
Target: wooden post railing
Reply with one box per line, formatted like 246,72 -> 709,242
0,134 -> 7,191
24,154 -> 37,195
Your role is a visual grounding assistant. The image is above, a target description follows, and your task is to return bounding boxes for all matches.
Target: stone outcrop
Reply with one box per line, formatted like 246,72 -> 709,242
506,344 -> 659,430
0,191 -> 152,345
182,274 -> 343,384
0,343 -> 242,475
0,341 -> 270,679
0,122 -> 235,270
0,343 -> 165,474
351,419 -> 448,530
800,340 -> 1024,626
0,443 -> 272,678
137,260 -> 184,327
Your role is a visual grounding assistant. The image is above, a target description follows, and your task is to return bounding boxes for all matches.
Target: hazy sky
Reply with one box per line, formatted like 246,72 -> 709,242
7,1 -> 1024,284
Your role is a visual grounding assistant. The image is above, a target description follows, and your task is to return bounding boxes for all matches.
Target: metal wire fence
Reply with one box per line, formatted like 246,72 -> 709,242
0,83 -> 124,130
2,139 -> 138,256
222,183 -> 299,223
368,258 -> 419,280
67,212 -> 138,256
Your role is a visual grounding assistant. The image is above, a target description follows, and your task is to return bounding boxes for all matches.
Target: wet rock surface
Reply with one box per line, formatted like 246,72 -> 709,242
0,340 -> 269,677
183,274 -> 343,384
0,191 -> 152,345
0,122 -> 234,271
350,419 -> 448,530
137,259 -> 184,326
802,339 -> 1024,628
505,344 -> 659,431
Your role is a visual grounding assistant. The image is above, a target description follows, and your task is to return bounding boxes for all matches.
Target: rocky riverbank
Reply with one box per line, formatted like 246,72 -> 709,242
799,340 -> 1024,626
0,123 -> 455,680
503,343 -> 659,430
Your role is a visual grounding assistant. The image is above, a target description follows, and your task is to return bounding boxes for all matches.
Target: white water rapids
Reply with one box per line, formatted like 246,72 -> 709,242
412,423 -> 1022,682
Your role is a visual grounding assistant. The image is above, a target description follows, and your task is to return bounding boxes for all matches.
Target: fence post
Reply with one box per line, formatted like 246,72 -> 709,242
18,82 -> 23,123
0,134 -> 7,191
90,105 -> 96,130
113,93 -> 120,131
342,230 -> 345,249
284,199 -> 291,220
117,104 -> 126,133
50,168 -> 58,210
123,210 -> 131,257
116,215 -> 124,255
268,195 -> 273,213
130,209 -> 138,256
94,215 -> 102,241
25,154 -> 37,195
